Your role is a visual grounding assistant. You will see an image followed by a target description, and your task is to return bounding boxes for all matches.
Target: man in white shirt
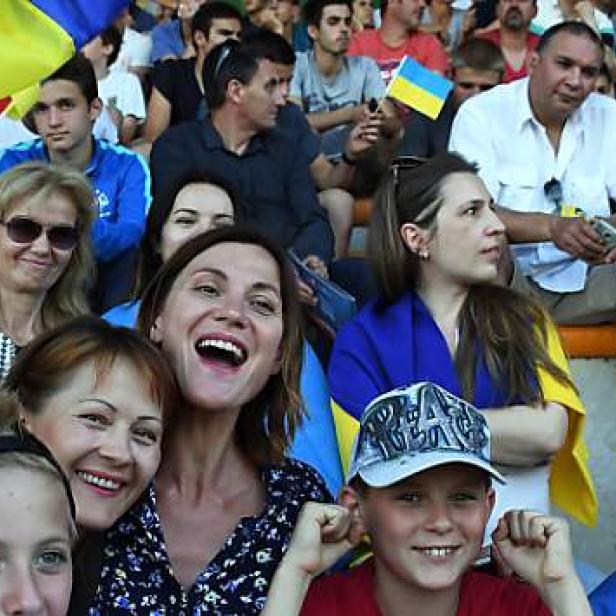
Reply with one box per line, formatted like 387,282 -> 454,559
450,20 -> 616,324
83,25 -> 147,144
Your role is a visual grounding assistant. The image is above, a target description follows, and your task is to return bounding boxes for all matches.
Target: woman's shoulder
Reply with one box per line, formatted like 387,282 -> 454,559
265,458 -> 332,502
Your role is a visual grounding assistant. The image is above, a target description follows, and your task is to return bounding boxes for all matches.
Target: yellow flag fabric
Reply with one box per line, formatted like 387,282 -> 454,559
332,319 -> 598,528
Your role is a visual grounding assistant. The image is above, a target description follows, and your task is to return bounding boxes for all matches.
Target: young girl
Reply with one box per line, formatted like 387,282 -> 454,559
0,395 -> 77,616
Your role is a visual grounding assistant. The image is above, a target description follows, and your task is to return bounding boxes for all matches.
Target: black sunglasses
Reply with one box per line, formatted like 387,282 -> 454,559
0,216 -> 79,251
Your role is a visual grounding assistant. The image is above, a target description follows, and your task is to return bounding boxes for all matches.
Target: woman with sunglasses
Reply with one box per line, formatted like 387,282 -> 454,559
0,161 -> 94,381
88,226 -> 330,615
328,153 -> 596,548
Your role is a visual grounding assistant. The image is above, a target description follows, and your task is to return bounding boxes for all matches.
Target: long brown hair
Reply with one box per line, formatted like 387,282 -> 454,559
138,225 -> 305,467
369,153 -> 573,403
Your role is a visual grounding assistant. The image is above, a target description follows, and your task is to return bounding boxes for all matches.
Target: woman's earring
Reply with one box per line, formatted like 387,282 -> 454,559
420,250 -> 429,260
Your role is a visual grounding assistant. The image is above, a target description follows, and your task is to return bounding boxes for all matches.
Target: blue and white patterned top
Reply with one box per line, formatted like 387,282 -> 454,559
88,459 -> 330,615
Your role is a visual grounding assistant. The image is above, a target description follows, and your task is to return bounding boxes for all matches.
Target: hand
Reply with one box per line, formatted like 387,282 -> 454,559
297,278 -> 317,306
548,215 -> 607,262
107,104 -> 123,131
492,511 -> 576,591
345,114 -> 382,159
303,255 -> 329,279
283,503 -> 362,578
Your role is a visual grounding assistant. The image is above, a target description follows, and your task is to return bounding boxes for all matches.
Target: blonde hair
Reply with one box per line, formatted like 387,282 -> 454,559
0,161 -> 95,326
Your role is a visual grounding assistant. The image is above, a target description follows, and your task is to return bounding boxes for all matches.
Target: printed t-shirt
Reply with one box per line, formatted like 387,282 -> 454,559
347,28 -> 449,83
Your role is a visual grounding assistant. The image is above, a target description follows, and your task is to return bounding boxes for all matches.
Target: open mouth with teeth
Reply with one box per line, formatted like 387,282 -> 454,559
77,471 -> 122,494
195,337 -> 248,368
414,546 -> 460,558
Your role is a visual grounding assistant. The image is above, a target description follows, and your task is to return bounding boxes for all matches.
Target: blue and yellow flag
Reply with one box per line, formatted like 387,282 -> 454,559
386,55 -> 453,120
1,0 -> 128,117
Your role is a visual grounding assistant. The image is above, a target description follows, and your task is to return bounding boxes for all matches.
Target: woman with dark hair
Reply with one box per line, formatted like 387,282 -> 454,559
90,225 -> 329,614
328,153 -> 597,541
104,168 -> 247,327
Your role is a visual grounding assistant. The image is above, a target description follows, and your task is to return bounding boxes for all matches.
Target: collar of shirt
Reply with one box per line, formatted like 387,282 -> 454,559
516,76 -> 587,136
35,136 -> 99,177
201,117 -> 267,156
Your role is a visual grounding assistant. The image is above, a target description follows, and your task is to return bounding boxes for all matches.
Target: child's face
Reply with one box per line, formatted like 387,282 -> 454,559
358,464 -> 494,592
0,467 -> 73,615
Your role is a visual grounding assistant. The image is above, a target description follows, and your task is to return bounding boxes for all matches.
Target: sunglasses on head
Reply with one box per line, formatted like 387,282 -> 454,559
0,216 -> 79,251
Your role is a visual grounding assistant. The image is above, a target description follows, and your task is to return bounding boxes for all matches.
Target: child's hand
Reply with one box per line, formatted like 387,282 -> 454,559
283,503 -> 362,579
492,510 -> 576,590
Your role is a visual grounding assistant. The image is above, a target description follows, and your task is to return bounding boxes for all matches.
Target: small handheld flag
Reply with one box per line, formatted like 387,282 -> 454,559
1,0 -> 128,118
386,56 -> 453,120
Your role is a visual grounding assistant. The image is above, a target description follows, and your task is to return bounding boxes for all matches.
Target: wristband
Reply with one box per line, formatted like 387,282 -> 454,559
342,151 -> 357,166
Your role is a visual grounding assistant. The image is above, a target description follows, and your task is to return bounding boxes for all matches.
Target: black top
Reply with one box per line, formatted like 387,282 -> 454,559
152,58 -> 207,127
88,460 -> 330,615
151,117 -> 334,263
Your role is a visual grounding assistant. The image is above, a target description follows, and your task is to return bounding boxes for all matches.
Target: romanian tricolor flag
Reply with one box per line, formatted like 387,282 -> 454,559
386,55 -> 453,120
1,0 -> 128,118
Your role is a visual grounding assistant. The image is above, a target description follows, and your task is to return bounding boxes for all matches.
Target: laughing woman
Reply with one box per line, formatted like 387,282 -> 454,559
89,226 -> 330,614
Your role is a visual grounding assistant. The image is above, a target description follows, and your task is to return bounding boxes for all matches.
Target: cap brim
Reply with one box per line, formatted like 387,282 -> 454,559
355,451 -> 506,487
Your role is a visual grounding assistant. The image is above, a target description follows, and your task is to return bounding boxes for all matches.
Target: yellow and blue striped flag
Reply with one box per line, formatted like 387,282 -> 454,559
386,55 -> 453,120
1,0 -> 128,118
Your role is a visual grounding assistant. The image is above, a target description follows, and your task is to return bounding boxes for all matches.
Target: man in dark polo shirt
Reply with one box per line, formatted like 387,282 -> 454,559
150,41 -> 334,269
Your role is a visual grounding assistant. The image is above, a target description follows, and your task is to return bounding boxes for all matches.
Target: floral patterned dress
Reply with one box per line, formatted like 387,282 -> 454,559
88,459 -> 330,615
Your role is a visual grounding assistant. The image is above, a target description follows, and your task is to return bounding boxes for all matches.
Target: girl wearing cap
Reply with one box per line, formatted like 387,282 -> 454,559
328,153 -> 596,546
0,395 -> 77,616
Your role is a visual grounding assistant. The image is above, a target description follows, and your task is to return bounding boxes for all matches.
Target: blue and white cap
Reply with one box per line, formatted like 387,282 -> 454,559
347,382 -> 505,487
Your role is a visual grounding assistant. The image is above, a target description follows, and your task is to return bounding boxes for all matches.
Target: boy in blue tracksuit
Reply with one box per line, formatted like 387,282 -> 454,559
0,53 -> 150,310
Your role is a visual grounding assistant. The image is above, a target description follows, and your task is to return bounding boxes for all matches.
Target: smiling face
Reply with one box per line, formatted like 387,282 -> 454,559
0,467 -> 73,616
529,32 -> 603,125
160,183 -> 235,263
151,242 -> 284,414
403,172 -> 505,289
353,464 -> 494,595
25,358 -> 163,531
0,190 -> 78,296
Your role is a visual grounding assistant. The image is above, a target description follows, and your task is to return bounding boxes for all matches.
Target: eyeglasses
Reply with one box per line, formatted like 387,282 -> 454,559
0,217 -> 79,251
